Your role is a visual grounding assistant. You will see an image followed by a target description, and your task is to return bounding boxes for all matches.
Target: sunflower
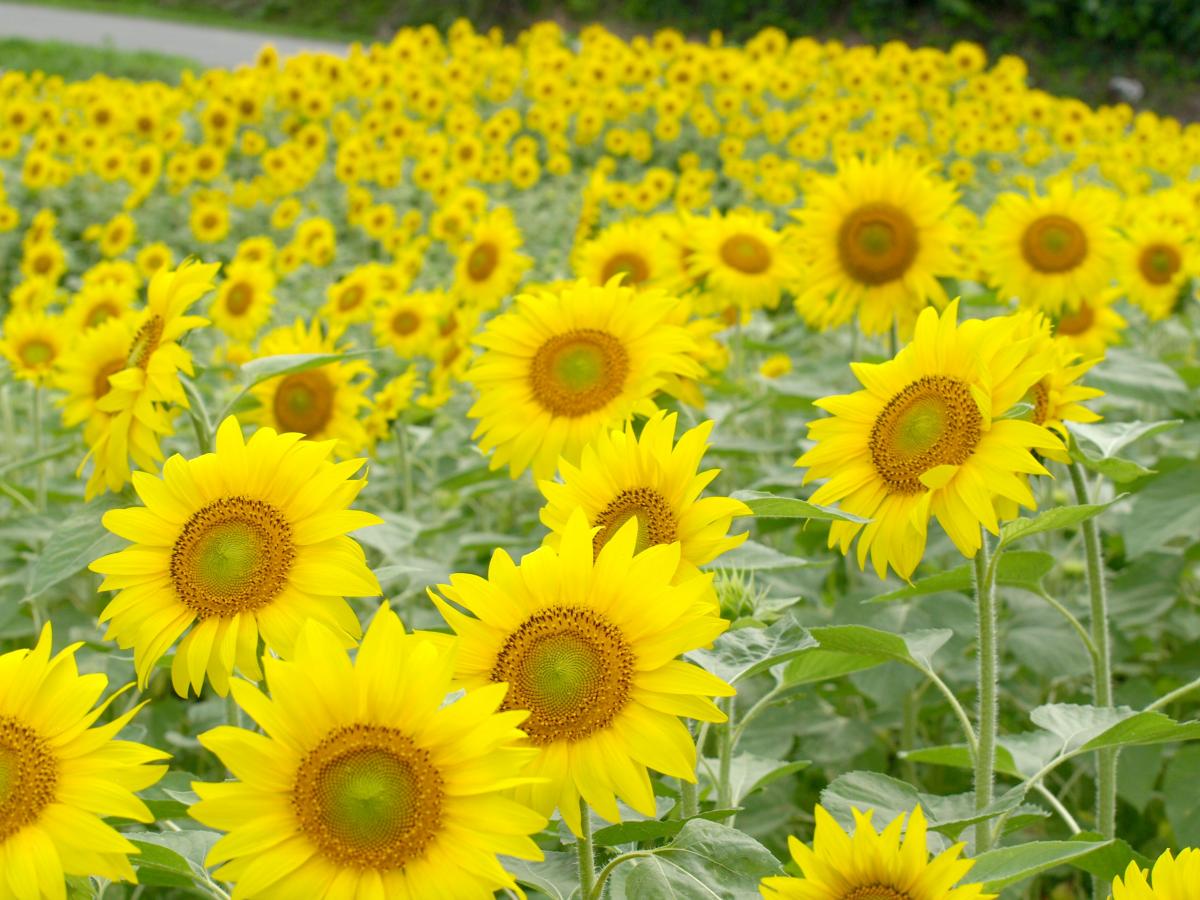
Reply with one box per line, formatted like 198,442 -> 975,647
55,315 -> 137,440
574,218 -> 679,290
372,291 -> 442,359
90,416 -> 382,698
210,262 -> 276,341
430,510 -> 733,834
1112,848 -> 1200,900
686,209 -> 798,313
761,805 -> 993,900
320,267 -> 379,325
0,309 -> 65,384
64,282 -> 136,332
0,623 -> 168,893
466,279 -> 703,480
135,241 -> 175,279
1115,220 -> 1193,321
791,152 -> 961,337
796,301 -> 1062,580
246,318 -> 375,456
539,412 -> 750,583
1054,293 -> 1127,360
453,208 -> 531,309
190,605 -> 546,898
982,180 -> 1119,315
20,239 -> 66,284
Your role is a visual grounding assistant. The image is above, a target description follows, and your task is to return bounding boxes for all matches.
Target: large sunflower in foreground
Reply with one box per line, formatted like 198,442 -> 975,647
539,411 -> 750,583
791,152 -> 960,337
760,805 -> 993,900
430,511 -> 733,834
1112,848 -> 1200,900
466,279 -> 703,480
90,416 -> 382,697
0,624 -> 168,892
796,301 -> 1062,580
191,606 -> 545,899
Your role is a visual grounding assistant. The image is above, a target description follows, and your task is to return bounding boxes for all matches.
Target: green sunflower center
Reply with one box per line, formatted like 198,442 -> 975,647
592,487 -> 678,557
529,329 -> 630,418
170,496 -> 294,618
466,241 -> 499,282
869,375 -> 982,494
273,369 -> 335,436
0,716 -> 57,841
601,251 -> 651,286
1138,243 -> 1181,286
843,885 -> 911,900
837,203 -> 919,285
492,606 -> 635,745
225,282 -> 254,316
1056,302 -> 1095,337
1021,214 -> 1088,273
719,233 -> 771,274
18,339 -> 54,368
294,725 -> 443,870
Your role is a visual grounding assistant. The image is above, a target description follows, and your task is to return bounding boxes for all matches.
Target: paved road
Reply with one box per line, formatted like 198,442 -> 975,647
0,1 -> 347,67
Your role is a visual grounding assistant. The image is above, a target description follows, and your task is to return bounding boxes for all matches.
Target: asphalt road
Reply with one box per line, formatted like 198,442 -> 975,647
0,1 -> 346,67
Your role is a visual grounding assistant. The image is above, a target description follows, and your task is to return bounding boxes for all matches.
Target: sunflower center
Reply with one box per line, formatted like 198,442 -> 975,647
1056,302 -> 1095,336
87,301 -> 120,328
1021,214 -> 1088,273
391,310 -> 420,336
843,885 -> 911,900
492,606 -> 634,745
273,370 -> 335,436
0,715 -> 58,840
719,234 -> 771,274
170,496 -> 294,619
127,315 -> 164,369
466,241 -> 499,281
293,725 -> 443,870
18,339 -> 54,367
32,254 -> 53,275
601,251 -> 651,286
529,329 -> 630,418
1138,243 -> 1181,285
92,358 -> 126,400
1028,379 -> 1050,426
337,285 -> 365,311
869,375 -> 982,494
592,487 -> 677,557
225,283 -> 254,315
837,203 -> 919,285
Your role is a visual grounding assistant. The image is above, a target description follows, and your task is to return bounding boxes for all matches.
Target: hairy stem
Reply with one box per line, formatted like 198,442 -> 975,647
974,530 -> 999,852
577,797 -> 596,899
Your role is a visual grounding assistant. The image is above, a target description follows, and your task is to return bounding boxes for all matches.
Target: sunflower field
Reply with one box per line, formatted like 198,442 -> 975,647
0,18 -> 1198,900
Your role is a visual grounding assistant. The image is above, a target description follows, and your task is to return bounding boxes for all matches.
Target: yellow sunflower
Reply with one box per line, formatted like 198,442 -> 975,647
190,605 -> 546,898
761,805 -> 993,900
796,301 -> 1062,580
90,416 -> 382,697
791,152 -> 961,337
574,218 -> 680,290
135,241 -> 175,280
1112,848 -> 1200,900
686,209 -> 799,313
431,510 -> 733,834
466,279 -> 703,480
20,239 -> 66,284
539,411 -> 750,583
453,208 -> 531,309
55,315 -> 137,441
0,309 -> 65,385
1115,220 -> 1194,321
982,180 -> 1119,315
320,267 -> 380,326
372,290 -> 442,359
1054,293 -> 1127,360
209,262 -> 276,342
246,318 -> 375,457
64,282 -> 136,332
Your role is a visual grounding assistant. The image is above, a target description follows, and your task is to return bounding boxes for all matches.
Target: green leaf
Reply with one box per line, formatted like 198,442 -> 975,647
1122,463 -> 1200,558
997,498 -> 1123,551
710,539 -> 814,571
24,496 -> 125,602
1078,711 -> 1200,753
689,614 -> 816,684
777,648 -> 886,688
1089,350 -> 1192,410
505,850 -> 580,900
237,351 -> 346,387
1065,832 -> 1152,880
141,770 -> 201,820
593,809 -> 738,847
808,625 -> 953,670
869,551 -> 1053,602
701,754 -> 810,805
969,839 -> 1114,889
128,840 -> 194,888
1069,419 -> 1181,459
1164,745 -> 1200,845
730,490 -> 868,523
901,744 -> 1022,779
1030,703 -> 1128,755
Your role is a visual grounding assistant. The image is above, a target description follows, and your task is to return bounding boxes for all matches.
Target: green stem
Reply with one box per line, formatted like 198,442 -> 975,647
225,692 -> 243,730
1146,675 -> 1200,713
577,797 -> 596,899
973,529 -> 999,853
1069,461 -> 1116,843
395,421 -> 414,510
32,385 -> 45,509
590,851 -> 654,900
679,777 -> 699,818
717,697 -> 735,811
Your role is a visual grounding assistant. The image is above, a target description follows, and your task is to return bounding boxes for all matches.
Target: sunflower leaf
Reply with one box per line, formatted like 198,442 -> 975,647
868,551 -> 1054,602
730,490 -> 869,523
688,613 -> 816,684
997,497 -> 1124,551
969,839 -> 1115,889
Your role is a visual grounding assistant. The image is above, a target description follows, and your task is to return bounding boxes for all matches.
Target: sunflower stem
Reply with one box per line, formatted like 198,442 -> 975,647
679,777 -> 699,818
717,696 -> 735,811
1069,461 -> 1116,843
395,420 -> 414,510
888,321 -> 898,358
577,797 -> 597,899
32,384 -> 45,510
225,692 -> 243,730
973,529 -> 999,853
590,851 -> 655,900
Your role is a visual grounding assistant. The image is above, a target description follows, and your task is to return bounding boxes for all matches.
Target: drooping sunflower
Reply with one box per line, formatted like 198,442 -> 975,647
686,209 -> 799,313
0,309 -> 65,384
55,315 -> 138,442
982,180 -> 1119,315
761,805 -> 993,900
453,208 -> 531,309
791,152 -> 961,337
430,510 -> 733,834
190,605 -> 546,898
210,262 -> 277,341
796,301 -> 1062,580
1053,293 -> 1127,360
1115,220 -> 1193,321
574,218 -> 680,290
372,290 -> 442,359
246,318 -> 375,456
539,412 -> 750,583
466,279 -> 703,480
0,623 -> 168,892
1112,848 -> 1200,900
90,416 -> 382,697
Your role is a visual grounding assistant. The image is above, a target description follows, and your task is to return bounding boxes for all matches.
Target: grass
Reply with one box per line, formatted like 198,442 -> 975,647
0,37 -> 198,82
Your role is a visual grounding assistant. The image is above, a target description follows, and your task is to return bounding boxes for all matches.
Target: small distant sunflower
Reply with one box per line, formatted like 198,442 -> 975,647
372,291 -> 442,359
321,267 -> 379,325
539,412 -> 750,582
686,209 -> 798,312
574,218 -> 679,290
1116,221 -> 1193,321
246,319 -> 374,456
431,510 -> 733,834
0,624 -> 168,893
1112,848 -> 1200,900
0,309 -> 65,384
64,282 -> 136,332
20,239 -> 66,284
1054,294 -> 1127,360
797,301 -> 1062,580
191,605 -> 546,898
983,181 -> 1119,314
466,279 -> 703,480
761,805 -> 993,900
90,416 -> 382,697
135,241 -> 175,279
453,208 -> 531,309
210,262 -> 276,341
791,152 -> 961,337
